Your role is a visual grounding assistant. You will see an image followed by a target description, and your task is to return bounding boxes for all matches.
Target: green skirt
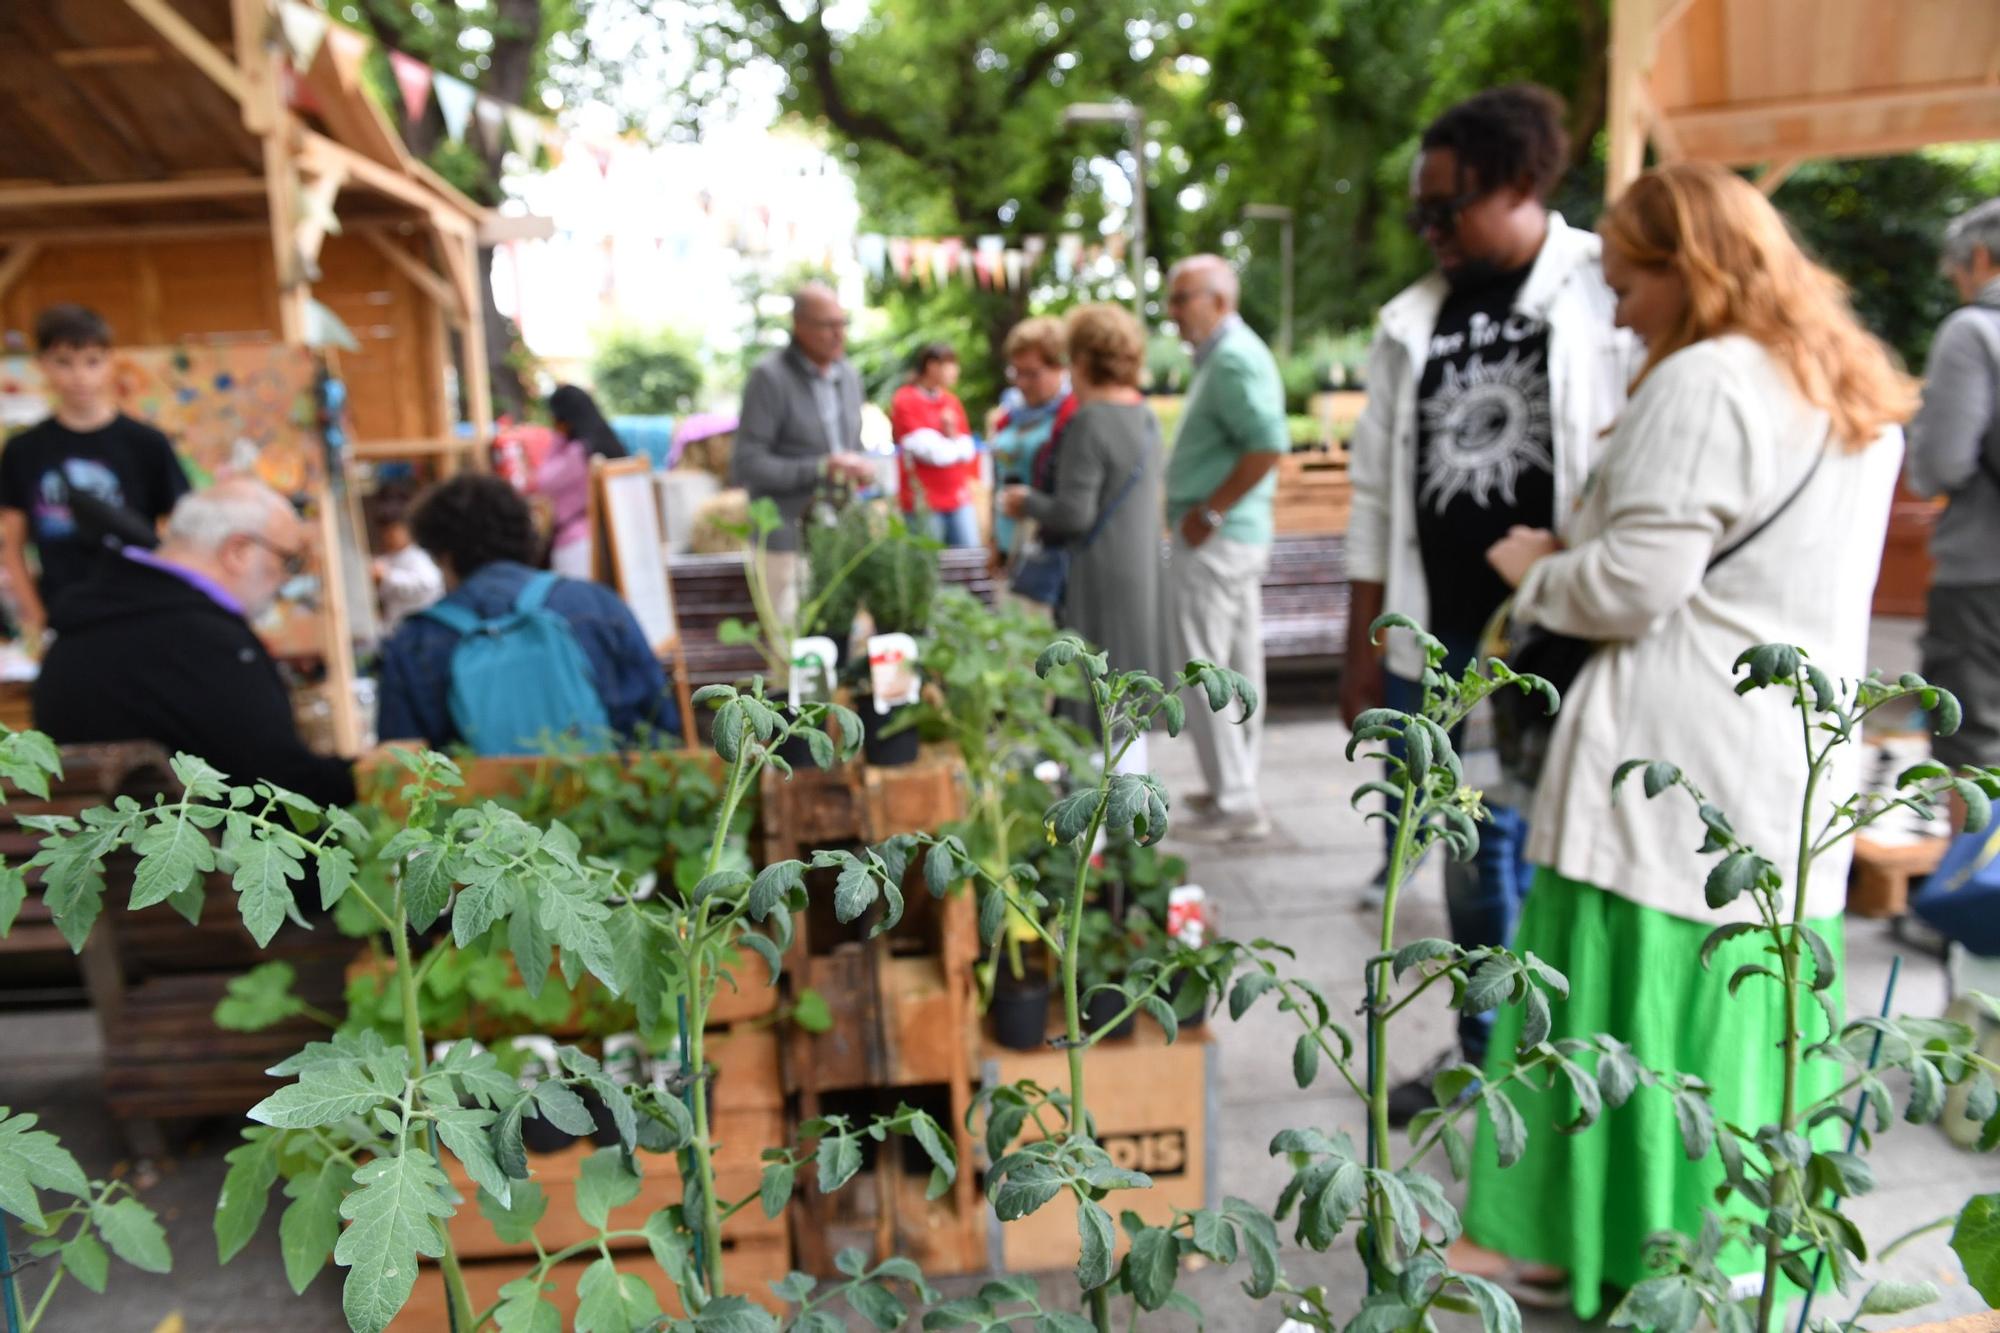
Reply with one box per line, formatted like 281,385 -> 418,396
1461,869 -> 1845,1319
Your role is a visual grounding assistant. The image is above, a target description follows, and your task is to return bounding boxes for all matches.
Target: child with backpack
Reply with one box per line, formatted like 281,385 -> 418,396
374,475 -> 678,754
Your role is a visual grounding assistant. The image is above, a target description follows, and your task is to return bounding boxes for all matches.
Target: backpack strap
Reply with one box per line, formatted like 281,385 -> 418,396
420,596 -> 482,636
514,569 -> 564,615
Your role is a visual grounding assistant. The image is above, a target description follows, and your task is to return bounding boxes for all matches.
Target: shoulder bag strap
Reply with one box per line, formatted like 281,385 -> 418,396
1706,426 -> 1831,575
1078,459 -> 1146,552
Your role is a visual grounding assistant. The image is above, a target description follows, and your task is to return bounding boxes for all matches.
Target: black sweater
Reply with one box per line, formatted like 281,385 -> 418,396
34,556 -> 356,808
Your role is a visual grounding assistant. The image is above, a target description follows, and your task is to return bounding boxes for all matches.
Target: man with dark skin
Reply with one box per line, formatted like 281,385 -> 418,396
1340,85 -> 1633,1123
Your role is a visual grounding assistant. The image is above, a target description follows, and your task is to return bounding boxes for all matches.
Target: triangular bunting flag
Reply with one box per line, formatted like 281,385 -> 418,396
1023,235 -> 1047,271
585,141 -> 614,177
473,97 -> 505,157
1004,249 -> 1025,290
388,50 -> 433,123
937,237 -> 963,287
1055,233 -> 1082,282
976,236 -> 1004,290
433,73 -> 477,143
505,106 -> 542,160
856,234 -> 887,281
323,21 -> 369,87
888,237 -> 913,282
277,1 -> 328,70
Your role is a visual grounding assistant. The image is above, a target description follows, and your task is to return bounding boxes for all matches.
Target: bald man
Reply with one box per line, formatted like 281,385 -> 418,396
1163,255 -> 1289,842
730,283 -> 877,623
34,479 -> 356,807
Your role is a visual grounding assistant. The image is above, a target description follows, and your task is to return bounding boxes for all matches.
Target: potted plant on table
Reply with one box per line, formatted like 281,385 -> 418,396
852,509 -> 938,767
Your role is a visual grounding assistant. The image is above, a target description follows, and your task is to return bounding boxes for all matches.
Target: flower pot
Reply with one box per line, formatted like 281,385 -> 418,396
776,706 -> 825,770
862,700 -> 920,767
1084,986 -> 1137,1042
989,969 -> 1052,1051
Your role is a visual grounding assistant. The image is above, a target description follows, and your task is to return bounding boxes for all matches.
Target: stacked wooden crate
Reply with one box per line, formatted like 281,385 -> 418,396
1273,449 -> 1353,536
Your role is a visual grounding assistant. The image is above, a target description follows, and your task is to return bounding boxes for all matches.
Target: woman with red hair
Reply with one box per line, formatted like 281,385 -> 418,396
1457,162 -> 1918,1311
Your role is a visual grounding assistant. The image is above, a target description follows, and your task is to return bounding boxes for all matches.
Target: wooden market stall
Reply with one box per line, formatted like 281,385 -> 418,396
0,0 -> 495,464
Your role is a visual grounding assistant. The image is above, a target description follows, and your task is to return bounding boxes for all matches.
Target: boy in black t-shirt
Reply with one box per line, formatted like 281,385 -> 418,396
0,304 -> 190,640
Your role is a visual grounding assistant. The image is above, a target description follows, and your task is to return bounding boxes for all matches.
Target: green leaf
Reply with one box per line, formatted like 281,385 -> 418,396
1125,1224 -> 1180,1310
575,1255 -> 664,1332
130,813 -> 216,910
1293,1032 -> 1320,1089
849,1280 -> 909,1331
1520,988 -> 1552,1050
214,961 -> 307,1033
91,1195 -> 172,1273
248,1066 -> 388,1129
61,1230 -> 109,1293
906,1110 -> 957,1193
537,887 -> 618,993
231,832 -> 308,947
817,1133 -> 863,1193
760,1160 -> 795,1219
1642,760 -> 1682,799
451,869 -> 511,947
1077,1197 -> 1115,1291
0,865 -> 26,936
316,845 -> 356,911
333,1146 -> 454,1333
279,1158 -> 349,1294
493,1275 -> 563,1333
533,1081 -> 596,1136
791,987 -> 833,1034
478,1179 -> 547,1247
215,1128 -> 285,1262
990,1160 -> 1063,1220
577,1148 -> 641,1229
749,861 -> 806,920
692,1295 -> 782,1331
1222,1197 -> 1279,1299
1698,922 -> 1762,971
1908,1058 -> 1947,1124
1456,1272 -> 1522,1333
1487,1089 -> 1527,1168
1673,1090 -> 1716,1160
1229,972 -> 1277,1020
435,1106 -> 509,1208
0,1108 -> 93,1227
1859,1280 -> 1941,1317
1391,938 -> 1459,980
1705,852 -> 1767,910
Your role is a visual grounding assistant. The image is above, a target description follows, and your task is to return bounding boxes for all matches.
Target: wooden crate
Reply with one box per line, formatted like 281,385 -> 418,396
394,1238 -> 792,1327
1849,832 -> 1947,918
980,1023 -> 1213,1275
1274,451 -> 1353,536
432,1027 -> 786,1263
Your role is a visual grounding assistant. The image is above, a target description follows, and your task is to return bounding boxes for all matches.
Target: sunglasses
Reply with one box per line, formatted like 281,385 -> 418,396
1405,191 -> 1483,236
242,534 -> 309,578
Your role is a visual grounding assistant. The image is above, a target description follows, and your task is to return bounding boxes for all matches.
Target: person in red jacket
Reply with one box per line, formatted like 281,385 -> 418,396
890,343 -> 981,545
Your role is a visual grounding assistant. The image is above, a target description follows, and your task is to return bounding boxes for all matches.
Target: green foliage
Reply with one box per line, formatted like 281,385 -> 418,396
0,1105 -> 172,1319
591,325 -> 706,417
1611,649 -> 2000,1332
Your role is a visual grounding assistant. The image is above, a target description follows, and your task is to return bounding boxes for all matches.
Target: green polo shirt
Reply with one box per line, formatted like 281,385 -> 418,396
1164,319 -> 1289,547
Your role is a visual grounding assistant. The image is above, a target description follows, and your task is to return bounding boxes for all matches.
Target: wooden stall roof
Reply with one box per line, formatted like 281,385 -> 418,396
1608,0 -> 2000,197
0,0 -> 487,238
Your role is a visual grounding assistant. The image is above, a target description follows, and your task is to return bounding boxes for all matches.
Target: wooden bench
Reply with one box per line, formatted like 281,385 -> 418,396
2,742 -> 350,1156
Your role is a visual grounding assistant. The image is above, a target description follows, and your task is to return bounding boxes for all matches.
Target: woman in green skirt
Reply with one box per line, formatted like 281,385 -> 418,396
1460,162 -> 1919,1315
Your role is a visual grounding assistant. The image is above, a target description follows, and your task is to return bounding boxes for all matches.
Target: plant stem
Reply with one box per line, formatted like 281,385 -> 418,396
22,1266 -> 60,1333
391,897 -> 475,1332
1370,772 -> 1422,1231
1068,696 -> 1116,1333
1759,685 -> 1825,1331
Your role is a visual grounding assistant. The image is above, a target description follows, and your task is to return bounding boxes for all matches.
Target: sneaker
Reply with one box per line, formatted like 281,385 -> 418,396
1386,1050 -> 1478,1128
1182,793 -> 1220,820
1173,807 -> 1273,844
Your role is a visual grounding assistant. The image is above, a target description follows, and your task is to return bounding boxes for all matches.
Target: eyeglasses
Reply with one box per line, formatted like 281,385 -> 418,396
1405,192 -> 1483,236
242,534 -> 308,578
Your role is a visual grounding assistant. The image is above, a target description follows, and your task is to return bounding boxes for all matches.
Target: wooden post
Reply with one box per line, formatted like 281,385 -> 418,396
458,227 -> 494,456
1605,0 -> 1662,203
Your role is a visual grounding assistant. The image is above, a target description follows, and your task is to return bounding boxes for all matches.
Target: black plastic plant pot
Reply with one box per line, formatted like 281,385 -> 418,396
776,707 -> 825,770
989,972 -> 1052,1051
1084,986 -> 1137,1042
862,700 -> 921,767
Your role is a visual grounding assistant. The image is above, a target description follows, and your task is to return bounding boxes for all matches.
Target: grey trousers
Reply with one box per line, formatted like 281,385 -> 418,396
1167,533 -> 1270,815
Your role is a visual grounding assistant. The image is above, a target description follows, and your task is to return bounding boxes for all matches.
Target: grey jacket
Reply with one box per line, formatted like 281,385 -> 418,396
1907,280 -> 2000,586
731,344 -> 863,552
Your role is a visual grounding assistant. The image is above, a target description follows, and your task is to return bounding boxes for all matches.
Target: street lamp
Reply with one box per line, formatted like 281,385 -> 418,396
1062,101 -> 1146,322
1241,203 -> 1295,360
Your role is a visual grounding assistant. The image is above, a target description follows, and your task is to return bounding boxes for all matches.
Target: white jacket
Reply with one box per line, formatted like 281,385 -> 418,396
1347,214 -> 1640,678
1519,336 -> 1903,924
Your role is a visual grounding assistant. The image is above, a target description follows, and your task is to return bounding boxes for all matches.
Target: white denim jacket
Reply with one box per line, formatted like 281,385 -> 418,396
1346,214 -> 1641,678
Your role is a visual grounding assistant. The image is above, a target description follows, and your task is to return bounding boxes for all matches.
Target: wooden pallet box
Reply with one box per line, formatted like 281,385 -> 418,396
980,1024 -> 1213,1275
1849,832 -> 1947,918
1274,451 -> 1353,536
427,1027 -> 787,1264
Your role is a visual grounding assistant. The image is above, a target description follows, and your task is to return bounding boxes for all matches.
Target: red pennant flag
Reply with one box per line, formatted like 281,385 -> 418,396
388,51 -> 432,123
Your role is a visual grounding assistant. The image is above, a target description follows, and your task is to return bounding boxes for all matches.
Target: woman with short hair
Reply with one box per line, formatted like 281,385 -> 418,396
1455,161 -> 1917,1311
1001,304 -> 1164,694
989,317 -> 1077,561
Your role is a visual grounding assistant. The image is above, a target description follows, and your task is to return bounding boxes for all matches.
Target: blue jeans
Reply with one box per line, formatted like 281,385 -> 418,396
928,504 -> 981,548
1381,643 -> 1531,1068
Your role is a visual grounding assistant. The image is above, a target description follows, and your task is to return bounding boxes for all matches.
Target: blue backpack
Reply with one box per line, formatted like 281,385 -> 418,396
420,571 -> 611,756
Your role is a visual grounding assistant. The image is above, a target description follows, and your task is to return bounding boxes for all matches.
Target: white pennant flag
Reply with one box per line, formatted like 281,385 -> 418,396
432,73 -> 477,143
505,106 -> 542,160
473,97 -> 505,156
277,1 -> 329,69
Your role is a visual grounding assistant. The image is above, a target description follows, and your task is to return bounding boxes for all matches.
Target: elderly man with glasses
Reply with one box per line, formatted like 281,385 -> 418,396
1343,84 -> 1637,1123
34,477 -> 357,807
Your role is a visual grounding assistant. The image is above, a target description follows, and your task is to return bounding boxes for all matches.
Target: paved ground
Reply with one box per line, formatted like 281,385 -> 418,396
8,620 -> 1998,1331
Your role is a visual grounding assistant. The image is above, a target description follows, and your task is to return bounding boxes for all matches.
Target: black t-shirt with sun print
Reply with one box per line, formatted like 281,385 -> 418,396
1412,263 -> 1556,649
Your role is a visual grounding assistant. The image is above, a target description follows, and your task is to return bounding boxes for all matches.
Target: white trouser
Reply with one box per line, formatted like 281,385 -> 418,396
1167,533 -> 1269,816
